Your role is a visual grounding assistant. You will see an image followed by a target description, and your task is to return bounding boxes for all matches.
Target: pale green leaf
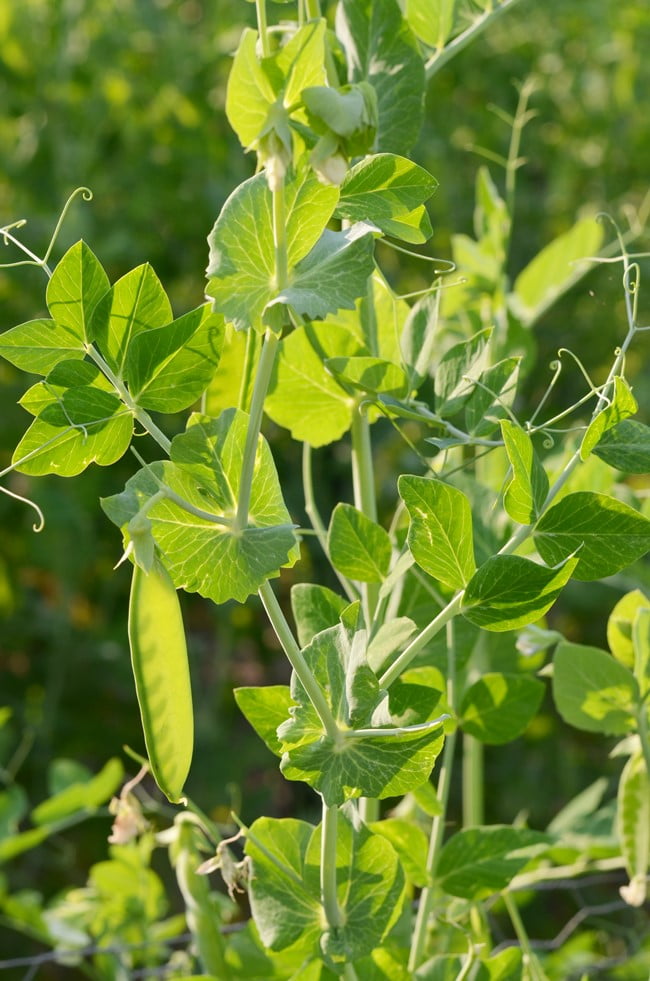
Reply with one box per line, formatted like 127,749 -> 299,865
101,410 -> 297,604
305,811 -> 406,961
459,673 -> 545,744
534,491 -> 650,581
30,758 -> 123,826
500,420 -> 549,524
399,475 -> 476,590
552,641 -> 640,735
366,617 -> 417,674
245,817 -> 321,953
204,324 -> 257,416
633,606 -> 650,698
401,293 -> 439,391
206,169 -> 339,331
0,319 -> 85,374
291,583 -> 349,648
234,686 -> 294,757
512,216 -> 604,326
225,30 -> 277,149
580,377 -> 638,460
126,304 -> 224,412
336,154 -> 437,235
435,826 -> 549,900
326,355 -> 409,398
607,589 -> 649,670
265,322 -> 363,446
46,240 -> 109,343
406,0 -> 457,49
593,419 -> 650,474
368,817 -> 429,887
279,623 -> 444,804
462,554 -> 578,632
328,503 -> 392,583
90,263 -> 172,376
270,224 -> 376,323
336,0 -> 425,154
435,328 -> 492,418
13,361 -> 133,476
464,357 -> 520,437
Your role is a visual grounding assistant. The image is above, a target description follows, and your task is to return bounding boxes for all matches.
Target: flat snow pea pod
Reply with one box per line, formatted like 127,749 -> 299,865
128,556 -> 194,803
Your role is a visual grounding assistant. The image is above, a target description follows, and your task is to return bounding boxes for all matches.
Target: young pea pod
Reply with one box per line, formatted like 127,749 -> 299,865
128,556 -> 194,803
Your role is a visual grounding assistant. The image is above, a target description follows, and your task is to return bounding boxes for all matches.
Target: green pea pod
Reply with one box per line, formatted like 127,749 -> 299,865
128,556 -> 194,803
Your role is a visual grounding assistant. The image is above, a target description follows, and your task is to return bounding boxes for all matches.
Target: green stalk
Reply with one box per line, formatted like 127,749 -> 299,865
233,328 -> 279,533
85,346 -> 171,455
503,891 -> 549,981
238,329 -> 261,412
255,0 -> 271,57
379,592 -> 464,689
175,819 -> 231,978
351,409 -> 380,625
259,580 -> 339,740
305,0 -> 321,21
425,0 -> 525,80
321,800 -> 345,928
408,621 -> 457,971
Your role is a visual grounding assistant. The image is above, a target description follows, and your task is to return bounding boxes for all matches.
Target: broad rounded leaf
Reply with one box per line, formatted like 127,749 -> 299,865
552,641 -> 639,735
534,492 -> 650,581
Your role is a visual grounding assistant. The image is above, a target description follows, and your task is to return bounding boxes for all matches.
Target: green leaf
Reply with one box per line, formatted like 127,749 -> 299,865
13,360 -> 133,476
617,752 -> 650,907
336,0 -> 425,154
291,583 -> 349,648
607,589 -> 649,670
204,324 -> 257,416
367,817 -> 430,887
593,419 -> 650,474
376,206 -> 433,245
234,686 -> 294,757
435,328 -> 492,418
101,410 -> 297,604
226,23 -> 327,151
552,641 -> 640,735
325,355 -> 409,398
279,624 -> 444,804
399,475 -> 476,590
406,0 -> 457,48
45,240 -> 110,343
271,224 -> 376,324
512,216 -> 604,326
459,673 -> 545,744
245,817 -> 321,953
435,826 -> 548,900
90,263 -> 173,376
126,304 -> 224,412
476,948 -> 523,981
400,293 -> 439,391
30,758 -> 124,825
462,554 -> 578,632
336,154 -> 437,235
580,377 -> 638,460
328,504 -> 392,583
464,358 -> 520,437
206,169 -> 339,331
366,617 -> 418,674
246,810 -> 406,961
0,319 -> 85,374
307,810 -> 406,961
265,322 -> 364,447
500,420 -> 549,524
533,492 -> 650,581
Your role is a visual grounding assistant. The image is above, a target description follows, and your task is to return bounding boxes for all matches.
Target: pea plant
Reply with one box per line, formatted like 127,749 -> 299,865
1,0 -> 650,977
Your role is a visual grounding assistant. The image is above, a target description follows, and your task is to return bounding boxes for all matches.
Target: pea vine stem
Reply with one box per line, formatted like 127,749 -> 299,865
321,800 -> 345,929
408,620 -> 458,971
259,580 -> 339,740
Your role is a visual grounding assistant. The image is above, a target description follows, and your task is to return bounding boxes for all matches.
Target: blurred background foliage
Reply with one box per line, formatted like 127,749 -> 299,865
0,0 -> 649,969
